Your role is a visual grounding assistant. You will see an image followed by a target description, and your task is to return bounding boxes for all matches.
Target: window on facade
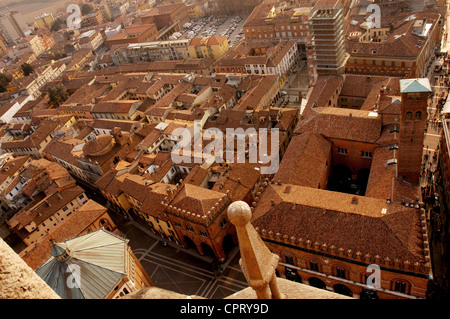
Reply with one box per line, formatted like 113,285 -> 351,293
394,280 -> 407,294
220,218 -> 228,228
415,111 -> 422,121
200,230 -> 208,237
337,147 -> 348,155
361,151 -> 373,159
405,112 -> 413,121
285,255 -> 294,265
407,93 -> 421,100
335,267 -> 347,279
309,260 -> 319,272
186,225 -> 195,233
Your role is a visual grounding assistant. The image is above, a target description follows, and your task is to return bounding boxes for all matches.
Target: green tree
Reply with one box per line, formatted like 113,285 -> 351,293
21,63 -> 34,76
48,86 -> 69,107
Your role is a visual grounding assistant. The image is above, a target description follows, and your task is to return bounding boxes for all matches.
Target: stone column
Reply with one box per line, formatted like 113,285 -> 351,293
227,200 -> 286,299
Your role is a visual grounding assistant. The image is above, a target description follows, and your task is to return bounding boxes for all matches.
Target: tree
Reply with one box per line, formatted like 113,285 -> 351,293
50,18 -> 66,32
48,86 -> 69,107
81,3 -> 93,16
21,63 -> 34,76
0,73 -> 11,93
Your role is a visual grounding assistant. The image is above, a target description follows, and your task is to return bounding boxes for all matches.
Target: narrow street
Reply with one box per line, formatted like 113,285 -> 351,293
421,10 -> 450,296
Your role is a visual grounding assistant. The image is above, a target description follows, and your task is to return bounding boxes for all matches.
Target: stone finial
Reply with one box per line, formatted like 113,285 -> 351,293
228,201 -> 286,299
356,251 -> 362,260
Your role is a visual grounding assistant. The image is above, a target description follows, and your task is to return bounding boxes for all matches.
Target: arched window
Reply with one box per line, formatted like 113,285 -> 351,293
405,112 -> 413,121
284,254 -> 294,265
309,260 -> 320,272
333,265 -> 349,280
220,218 -> 228,228
415,111 -> 422,121
392,279 -> 410,294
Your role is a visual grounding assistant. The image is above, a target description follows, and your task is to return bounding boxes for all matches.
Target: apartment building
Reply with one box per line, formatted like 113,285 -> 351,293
122,39 -> 190,63
243,2 -> 311,50
106,23 -> 158,49
308,0 -> 348,81
79,30 -> 105,53
345,6 -> 443,78
188,36 -> 230,61
214,39 -> 299,81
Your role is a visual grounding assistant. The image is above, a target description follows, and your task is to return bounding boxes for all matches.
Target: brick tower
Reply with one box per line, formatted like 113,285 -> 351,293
397,78 -> 431,184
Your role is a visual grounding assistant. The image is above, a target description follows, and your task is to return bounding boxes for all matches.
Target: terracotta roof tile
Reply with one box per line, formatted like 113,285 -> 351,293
251,183 -> 426,264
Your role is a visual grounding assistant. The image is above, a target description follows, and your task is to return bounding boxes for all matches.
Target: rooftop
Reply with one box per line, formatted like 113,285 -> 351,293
399,78 -> 432,93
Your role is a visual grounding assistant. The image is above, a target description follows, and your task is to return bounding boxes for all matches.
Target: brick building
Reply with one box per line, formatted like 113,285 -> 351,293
397,79 -> 431,184
247,75 -> 432,298
140,3 -> 189,32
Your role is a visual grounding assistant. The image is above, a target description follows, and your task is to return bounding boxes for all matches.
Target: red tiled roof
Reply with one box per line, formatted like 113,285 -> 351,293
251,183 -> 427,265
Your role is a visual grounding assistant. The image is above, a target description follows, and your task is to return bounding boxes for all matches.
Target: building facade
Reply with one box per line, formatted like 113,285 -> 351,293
308,0 -> 348,81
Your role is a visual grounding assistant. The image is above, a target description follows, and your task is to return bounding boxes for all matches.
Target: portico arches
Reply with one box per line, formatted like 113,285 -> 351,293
333,283 -> 353,297
307,277 -> 327,290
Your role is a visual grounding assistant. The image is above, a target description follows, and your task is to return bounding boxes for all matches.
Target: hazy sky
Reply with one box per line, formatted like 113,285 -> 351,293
0,0 -> 65,8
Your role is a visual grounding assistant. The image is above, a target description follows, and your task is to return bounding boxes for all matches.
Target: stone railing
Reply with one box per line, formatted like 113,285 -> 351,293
0,238 -> 60,299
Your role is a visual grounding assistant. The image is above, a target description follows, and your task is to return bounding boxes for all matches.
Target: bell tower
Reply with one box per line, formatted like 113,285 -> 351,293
397,78 -> 431,184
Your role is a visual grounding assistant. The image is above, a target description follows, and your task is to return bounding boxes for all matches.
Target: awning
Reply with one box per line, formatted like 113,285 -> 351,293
442,98 -> 450,114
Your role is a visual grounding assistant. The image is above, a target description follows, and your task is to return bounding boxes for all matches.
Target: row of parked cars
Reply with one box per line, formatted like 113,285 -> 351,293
179,15 -> 245,41
219,16 -> 243,38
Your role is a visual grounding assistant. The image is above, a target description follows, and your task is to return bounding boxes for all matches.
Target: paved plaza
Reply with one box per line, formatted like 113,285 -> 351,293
110,211 -> 249,299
